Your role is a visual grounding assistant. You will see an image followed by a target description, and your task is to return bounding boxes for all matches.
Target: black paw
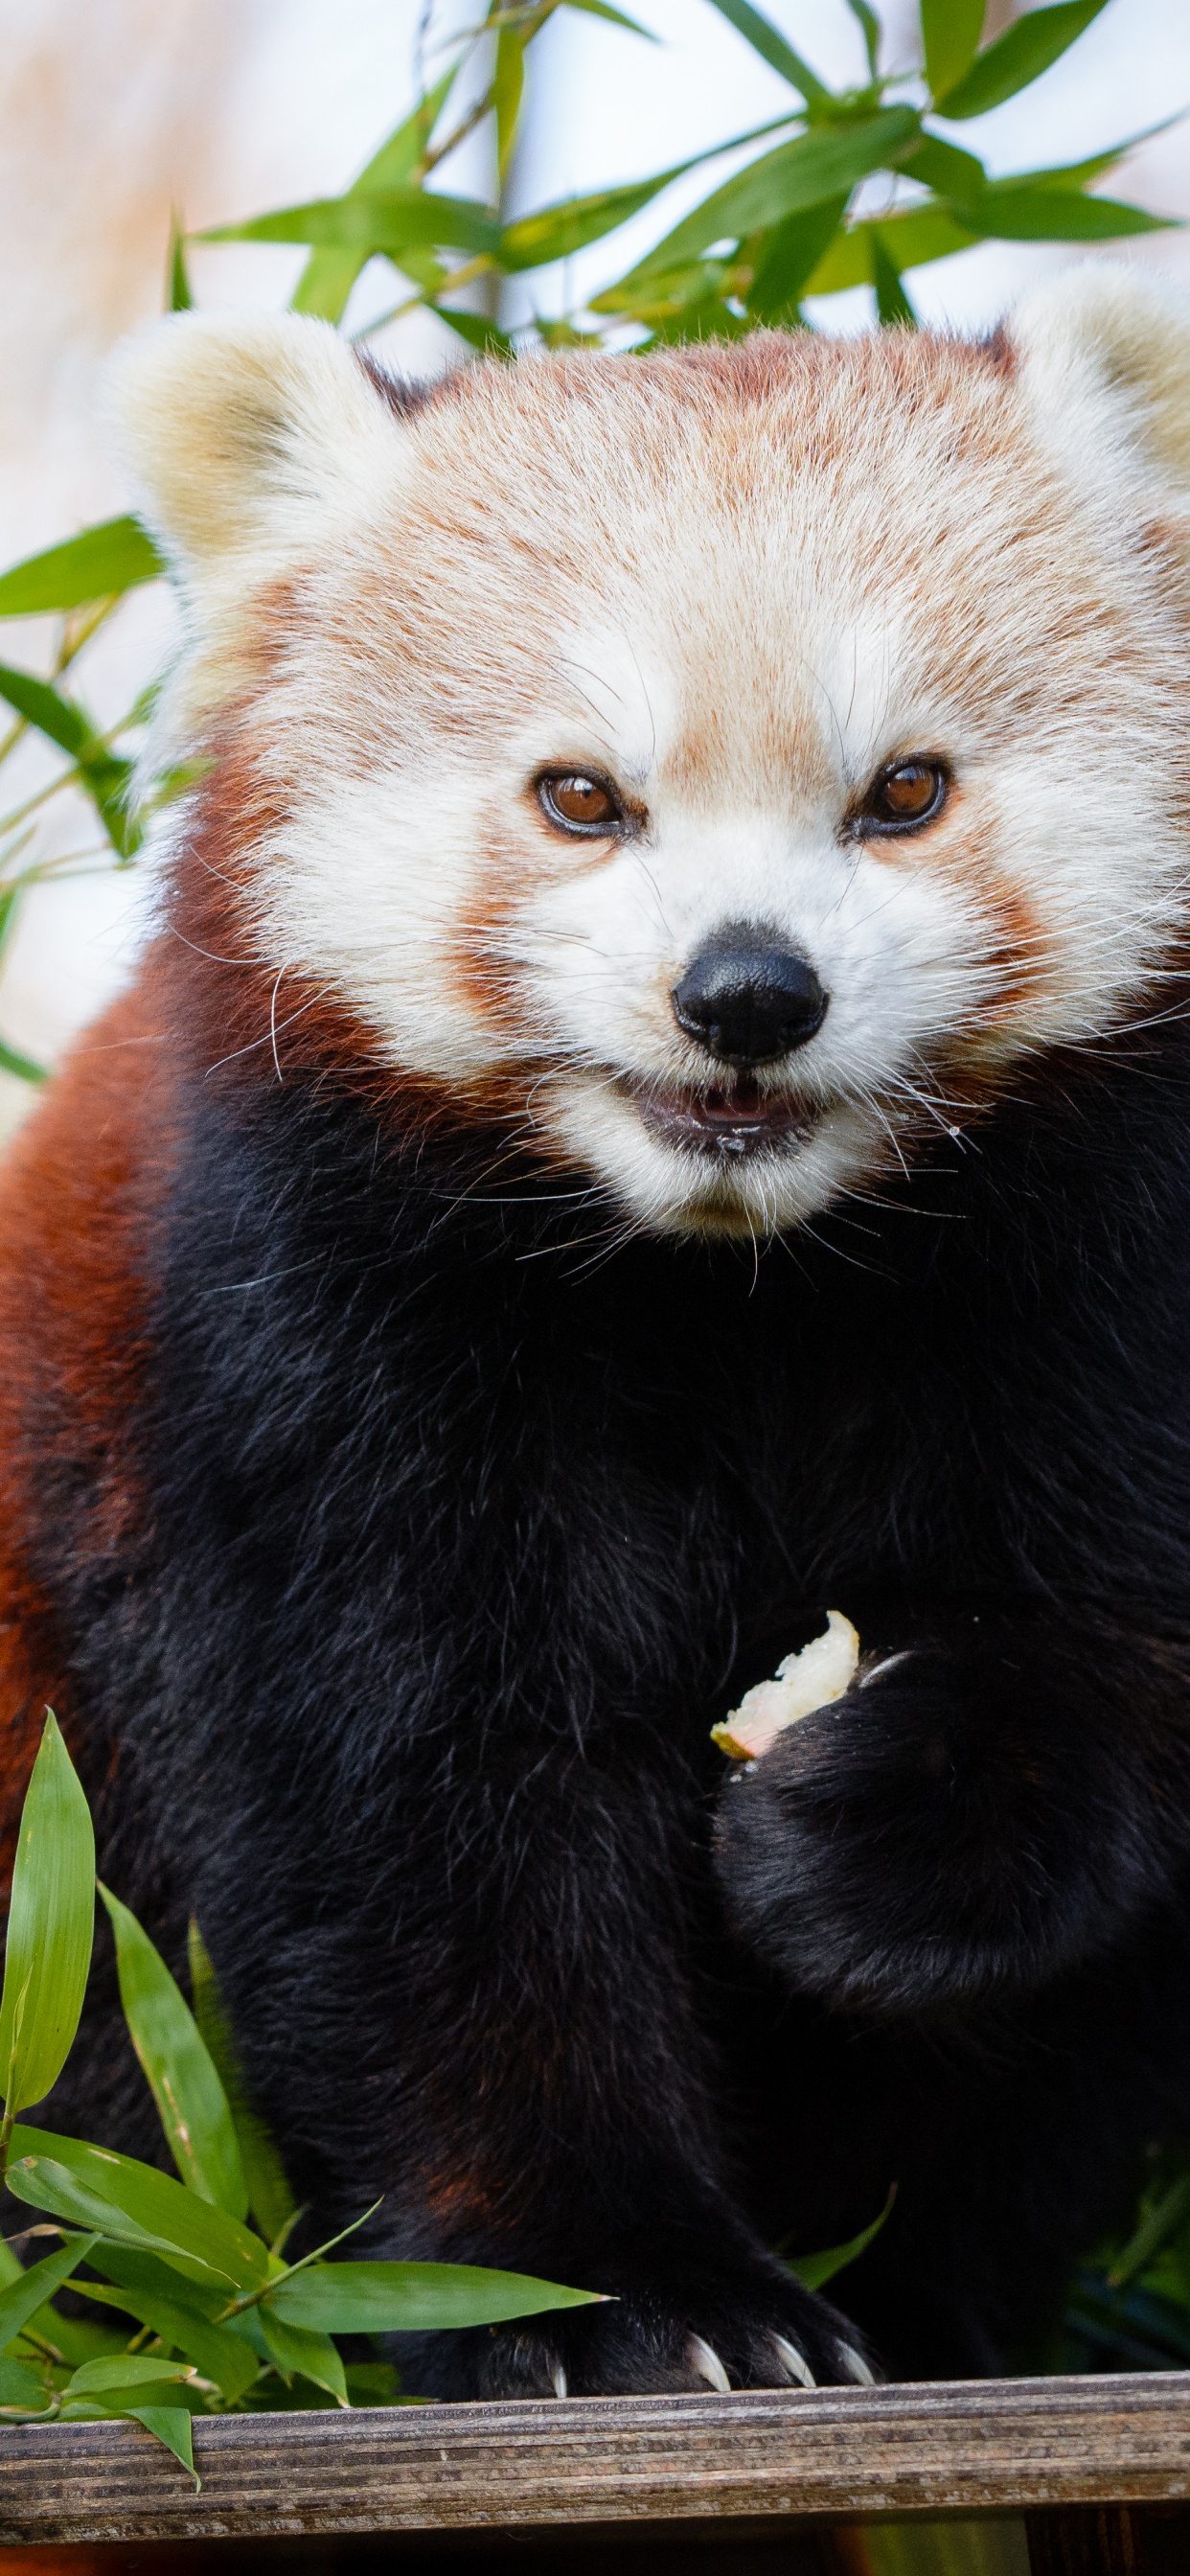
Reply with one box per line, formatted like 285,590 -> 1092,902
400,2250 -> 877,2401
713,1613 -> 1139,2014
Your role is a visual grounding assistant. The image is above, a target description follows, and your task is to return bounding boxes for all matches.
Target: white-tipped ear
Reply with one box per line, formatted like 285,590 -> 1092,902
1011,263 -> 1190,524
106,312 -> 412,758
107,310 -> 403,582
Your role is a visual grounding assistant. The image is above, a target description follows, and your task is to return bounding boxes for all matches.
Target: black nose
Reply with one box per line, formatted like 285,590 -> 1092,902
671,930 -> 828,1066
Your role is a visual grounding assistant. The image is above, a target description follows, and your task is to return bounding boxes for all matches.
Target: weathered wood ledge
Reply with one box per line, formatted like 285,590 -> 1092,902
0,2370 -> 1188,2547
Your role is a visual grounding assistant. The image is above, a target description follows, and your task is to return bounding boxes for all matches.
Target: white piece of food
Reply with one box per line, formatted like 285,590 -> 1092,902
711,1612 -> 860,1760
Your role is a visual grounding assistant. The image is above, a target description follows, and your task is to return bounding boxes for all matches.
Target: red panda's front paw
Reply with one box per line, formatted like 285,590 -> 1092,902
713,1622 -> 1117,2013
400,2249 -> 877,2401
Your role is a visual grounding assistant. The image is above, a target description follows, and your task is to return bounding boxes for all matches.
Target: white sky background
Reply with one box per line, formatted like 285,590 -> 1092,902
0,0 -> 1186,1133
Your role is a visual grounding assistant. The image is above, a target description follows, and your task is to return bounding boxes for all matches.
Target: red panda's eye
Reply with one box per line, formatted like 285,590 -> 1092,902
858,759 -> 950,835
537,771 -> 623,835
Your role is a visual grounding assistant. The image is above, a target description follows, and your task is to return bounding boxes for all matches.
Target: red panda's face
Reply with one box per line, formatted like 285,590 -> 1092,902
117,301 -> 1190,1238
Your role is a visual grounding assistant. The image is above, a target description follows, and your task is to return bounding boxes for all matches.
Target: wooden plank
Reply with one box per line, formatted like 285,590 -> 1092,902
1,2375 -> 1189,2549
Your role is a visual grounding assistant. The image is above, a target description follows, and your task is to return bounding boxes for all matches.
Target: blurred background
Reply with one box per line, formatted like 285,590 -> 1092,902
0,0 -> 1186,1139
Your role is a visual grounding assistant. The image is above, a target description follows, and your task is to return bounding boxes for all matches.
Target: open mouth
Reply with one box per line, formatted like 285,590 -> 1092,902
628,1076 -> 817,1160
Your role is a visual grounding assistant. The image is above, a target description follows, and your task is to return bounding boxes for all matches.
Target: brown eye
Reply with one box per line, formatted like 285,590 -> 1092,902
858,758 -> 949,836
537,770 -> 624,835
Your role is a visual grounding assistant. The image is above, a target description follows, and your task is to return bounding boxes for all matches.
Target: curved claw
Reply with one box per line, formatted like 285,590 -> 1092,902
839,2341 -> 877,2386
551,2360 -> 569,2400
770,2332 -> 815,2389
687,2332 -> 732,2394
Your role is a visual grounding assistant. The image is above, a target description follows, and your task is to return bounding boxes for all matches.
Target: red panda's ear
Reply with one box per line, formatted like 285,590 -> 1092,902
104,311 -> 411,747
106,310 -> 405,583
1011,264 -> 1190,528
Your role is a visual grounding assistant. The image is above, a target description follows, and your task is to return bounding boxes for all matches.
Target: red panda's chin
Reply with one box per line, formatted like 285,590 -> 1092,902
626,1076 -> 818,1162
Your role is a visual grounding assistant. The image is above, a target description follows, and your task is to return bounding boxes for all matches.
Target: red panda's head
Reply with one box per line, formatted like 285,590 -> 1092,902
110,276 -> 1190,1237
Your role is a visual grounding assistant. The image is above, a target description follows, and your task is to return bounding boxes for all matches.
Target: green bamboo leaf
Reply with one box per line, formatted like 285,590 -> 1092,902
70,2255 -> 259,2401
0,2355 -> 51,2408
561,0 -> 658,34
502,110 -> 805,278
188,1924 -> 296,2248
804,202 -> 977,294
166,212 -> 193,313
626,108 -> 920,282
270,2259 -> 603,2334
746,195 -> 848,319
500,163 -> 694,272
99,1886 -> 246,2220
0,518 -> 162,617
701,0 -> 831,104
258,2304 -> 347,2404
870,230 -> 916,325
291,70 -> 458,320
1108,2174 -> 1190,2289
8,2129 -> 268,2289
436,308 -> 516,358
935,0 -> 1110,119
0,1040 -> 48,1087
65,2351 -> 196,2398
0,668 -> 139,859
127,2404 -> 198,2486
786,2185 -> 896,2291
0,2235 -> 97,2351
959,188 -> 1173,242
920,0 -> 984,104
844,0 -> 881,79
0,1714 -> 94,2118
198,190 -> 501,259
0,663 -> 90,762
5,2155 -> 233,2279
495,27 -> 525,185
900,132 -> 985,204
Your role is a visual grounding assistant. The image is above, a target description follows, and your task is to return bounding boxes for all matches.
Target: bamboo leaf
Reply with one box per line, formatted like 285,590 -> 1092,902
0,2236 -> 98,2350
0,2355 -> 51,2408
127,2405 -> 198,2486
701,0 -> 830,104
624,108 -> 920,283
188,1924 -> 296,2249
0,664 -> 92,762
870,230 -> 916,325
258,2304 -> 347,2404
0,668 -> 139,858
0,1714 -> 94,2118
436,307 -> 516,357
935,0 -> 1111,120
270,2259 -> 603,2334
786,2185 -> 896,2291
166,212 -> 193,313
900,132 -> 985,204
198,190 -> 501,259
64,2352 -> 196,2398
561,0 -> 658,34
804,202 -> 978,294
495,28 -> 525,185
70,2253 -> 259,2401
746,195 -> 847,320
8,2129 -> 269,2289
500,164 -> 695,271
5,2155 -> 235,2279
843,0 -> 881,79
0,1039 -> 48,1087
920,0 -> 984,104
290,70 -> 458,320
959,187 -> 1173,242
0,518 -> 162,617
99,1887 -> 246,2220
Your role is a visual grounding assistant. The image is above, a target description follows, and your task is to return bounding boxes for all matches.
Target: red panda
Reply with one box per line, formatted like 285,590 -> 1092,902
3,272 -> 1190,2392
